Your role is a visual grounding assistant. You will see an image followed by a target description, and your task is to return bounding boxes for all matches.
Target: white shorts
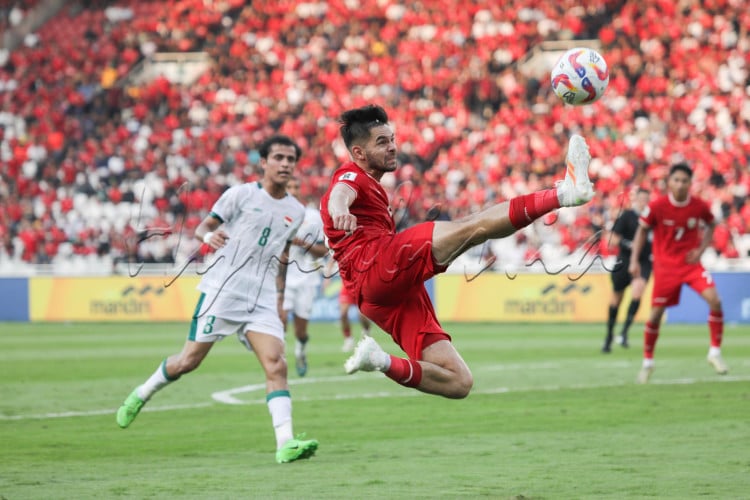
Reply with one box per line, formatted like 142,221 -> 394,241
189,292 -> 285,350
282,284 -> 318,320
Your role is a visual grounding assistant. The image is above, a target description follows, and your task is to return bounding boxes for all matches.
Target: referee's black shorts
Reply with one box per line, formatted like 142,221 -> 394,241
611,257 -> 652,292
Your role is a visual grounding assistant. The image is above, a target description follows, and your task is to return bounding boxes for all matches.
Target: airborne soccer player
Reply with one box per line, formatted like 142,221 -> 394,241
321,104 -> 595,398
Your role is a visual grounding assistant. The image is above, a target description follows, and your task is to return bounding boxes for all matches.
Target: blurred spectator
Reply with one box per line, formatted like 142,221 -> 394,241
0,0 -> 747,270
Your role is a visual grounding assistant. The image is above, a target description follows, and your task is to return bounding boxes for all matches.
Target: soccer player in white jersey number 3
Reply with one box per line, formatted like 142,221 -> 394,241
116,135 -> 319,464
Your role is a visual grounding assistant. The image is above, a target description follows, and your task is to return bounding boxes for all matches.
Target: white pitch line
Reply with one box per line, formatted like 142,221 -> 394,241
0,402 -> 212,421
3,374 -> 750,421
211,374 -> 366,405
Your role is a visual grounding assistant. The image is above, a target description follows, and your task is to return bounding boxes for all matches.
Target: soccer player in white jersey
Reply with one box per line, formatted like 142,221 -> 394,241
282,177 -> 328,376
116,135 -> 319,464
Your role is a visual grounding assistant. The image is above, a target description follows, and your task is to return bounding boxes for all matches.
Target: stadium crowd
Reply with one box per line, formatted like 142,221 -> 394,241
0,0 -> 748,273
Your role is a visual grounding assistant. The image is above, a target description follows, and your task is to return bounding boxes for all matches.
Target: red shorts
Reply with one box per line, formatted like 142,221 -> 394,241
651,263 -> 715,308
353,222 -> 451,360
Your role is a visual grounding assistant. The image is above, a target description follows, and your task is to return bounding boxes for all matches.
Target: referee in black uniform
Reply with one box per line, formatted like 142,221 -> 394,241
603,188 -> 653,353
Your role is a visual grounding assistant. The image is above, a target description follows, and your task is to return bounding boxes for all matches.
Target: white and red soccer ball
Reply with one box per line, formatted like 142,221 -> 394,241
550,47 -> 609,106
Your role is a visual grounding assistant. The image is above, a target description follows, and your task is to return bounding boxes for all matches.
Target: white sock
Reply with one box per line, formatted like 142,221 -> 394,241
708,346 -> 721,357
136,360 -> 175,400
642,358 -> 655,369
374,347 -> 391,372
267,390 -> 293,449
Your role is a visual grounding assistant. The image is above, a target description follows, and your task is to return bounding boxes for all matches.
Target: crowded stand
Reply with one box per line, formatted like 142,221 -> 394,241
0,0 -> 748,274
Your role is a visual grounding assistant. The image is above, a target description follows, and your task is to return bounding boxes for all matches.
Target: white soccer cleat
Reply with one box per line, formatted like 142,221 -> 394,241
344,336 -> 388,374
707,352 -> 729,375
557,134 -> 594,207
636,365 -> 654,384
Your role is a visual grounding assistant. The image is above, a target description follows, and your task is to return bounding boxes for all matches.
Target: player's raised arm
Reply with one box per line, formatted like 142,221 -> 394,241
328,183 -> 358,232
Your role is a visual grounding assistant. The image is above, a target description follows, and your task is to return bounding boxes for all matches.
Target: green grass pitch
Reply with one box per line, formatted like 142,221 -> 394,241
1,321 -> 749,499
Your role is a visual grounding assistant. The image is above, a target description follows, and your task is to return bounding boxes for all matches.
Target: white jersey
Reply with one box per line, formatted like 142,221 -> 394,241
198,182 -> 304,309
286,206 -> 325,289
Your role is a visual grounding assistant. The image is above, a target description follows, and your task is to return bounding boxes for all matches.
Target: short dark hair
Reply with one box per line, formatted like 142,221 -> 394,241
259,135 -> 302,160
339,104 -> 389,150
636,187 -> 650,195
669,162 -> 693,178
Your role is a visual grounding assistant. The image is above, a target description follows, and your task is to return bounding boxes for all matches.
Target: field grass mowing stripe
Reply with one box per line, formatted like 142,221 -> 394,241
4,373 -> 748,422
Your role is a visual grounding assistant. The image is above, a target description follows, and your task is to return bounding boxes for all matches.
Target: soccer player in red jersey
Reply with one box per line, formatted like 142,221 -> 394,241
320,104 -> 594,398
629,163 -> 727,383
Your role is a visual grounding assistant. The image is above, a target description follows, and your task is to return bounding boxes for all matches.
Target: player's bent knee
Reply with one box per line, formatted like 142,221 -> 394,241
443,369 -> 473,399
260,354 -> 288,380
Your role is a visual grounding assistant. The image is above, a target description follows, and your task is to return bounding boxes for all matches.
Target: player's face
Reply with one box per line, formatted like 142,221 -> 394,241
262,144 -> 298,187
667,170 -> 691,201
362,125 -> 398,173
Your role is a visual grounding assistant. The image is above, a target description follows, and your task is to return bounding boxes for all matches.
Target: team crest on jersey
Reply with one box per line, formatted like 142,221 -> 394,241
339,172 -> 357,181
284,215 -> 293,227
687,217 -> 696,229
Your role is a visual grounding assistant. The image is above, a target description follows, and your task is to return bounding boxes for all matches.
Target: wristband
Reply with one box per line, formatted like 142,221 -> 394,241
203,231 -> 214,244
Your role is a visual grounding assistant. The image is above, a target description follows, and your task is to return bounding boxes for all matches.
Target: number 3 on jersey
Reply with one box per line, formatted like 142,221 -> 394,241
258,226 -> 271,246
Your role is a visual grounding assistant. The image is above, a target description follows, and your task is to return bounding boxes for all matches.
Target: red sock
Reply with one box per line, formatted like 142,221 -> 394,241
643,321 -> 659,359
508,189 -> 561,229
385,355 -> 422,388
343,326 -> 351,338
708,310 -> 723,347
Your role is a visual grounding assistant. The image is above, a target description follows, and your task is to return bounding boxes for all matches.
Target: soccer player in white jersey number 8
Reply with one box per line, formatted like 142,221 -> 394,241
116,135 -> 319,464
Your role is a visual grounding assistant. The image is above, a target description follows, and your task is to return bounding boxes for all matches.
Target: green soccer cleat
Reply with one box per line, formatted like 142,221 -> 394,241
116,389 -> 145,428
275,434 -> 319,464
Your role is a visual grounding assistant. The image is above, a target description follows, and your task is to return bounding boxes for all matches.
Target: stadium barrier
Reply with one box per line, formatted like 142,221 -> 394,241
28,276 -> 202,322
0,277 -> 29,321
434,272 -> 748,325
0,272 -> 747,323
435,273 -> 652,323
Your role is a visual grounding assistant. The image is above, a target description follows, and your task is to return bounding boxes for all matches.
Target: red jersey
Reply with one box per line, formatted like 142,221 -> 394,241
640,193 -> 714,270
320,161 -> 395,283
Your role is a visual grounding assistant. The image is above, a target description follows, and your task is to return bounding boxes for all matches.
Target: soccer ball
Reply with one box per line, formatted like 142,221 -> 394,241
550,47 -> 609,106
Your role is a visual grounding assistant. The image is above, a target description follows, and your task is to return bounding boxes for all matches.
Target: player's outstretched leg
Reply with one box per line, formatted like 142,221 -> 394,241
116,388 -> 146,428
344,336 -> 390,374
276,434 -> 319,464
557,135 -> 594,207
